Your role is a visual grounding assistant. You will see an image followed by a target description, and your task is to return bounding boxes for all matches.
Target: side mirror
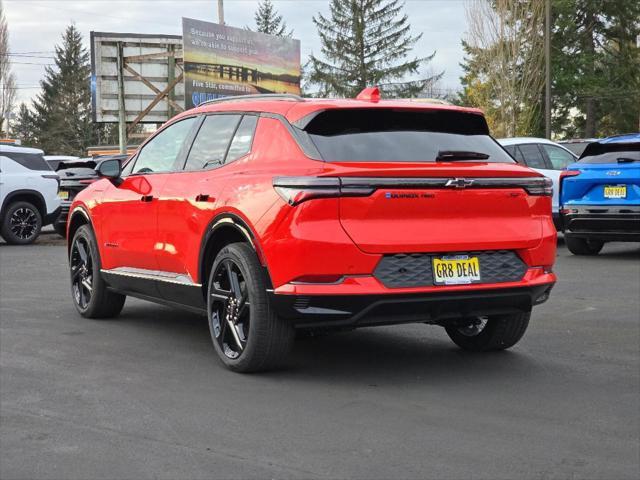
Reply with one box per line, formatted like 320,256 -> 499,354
96,158 -> 122,184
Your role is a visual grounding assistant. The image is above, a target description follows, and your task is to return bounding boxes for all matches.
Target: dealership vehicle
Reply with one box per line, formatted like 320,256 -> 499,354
560,133 -> 640,255
558,139 -> 598,157
67,90 -> 557,372
44,155 -> 80,171
53,155 -> 128,237
0,145 -> 61,244
499,137 -> 578,229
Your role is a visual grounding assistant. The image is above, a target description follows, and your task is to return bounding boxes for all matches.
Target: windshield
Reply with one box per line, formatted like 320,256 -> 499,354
304,109 -> 514,163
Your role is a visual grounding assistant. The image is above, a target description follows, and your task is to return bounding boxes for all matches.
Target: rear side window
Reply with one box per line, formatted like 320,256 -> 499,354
302,109 -> 514,163
3,152 -> 52,171
518,144 -> 547,169
541,144 -> 576,170
184,114 -> 241,170
226,115 -> 258,163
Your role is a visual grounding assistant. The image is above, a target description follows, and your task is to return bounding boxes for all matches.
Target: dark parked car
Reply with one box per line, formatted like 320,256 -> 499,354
53,155 -> 128,237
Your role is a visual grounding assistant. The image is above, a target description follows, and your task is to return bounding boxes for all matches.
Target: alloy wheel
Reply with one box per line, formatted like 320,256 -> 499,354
70,237 -> 93,309
10,207 -> 38,240
209,259 -> 251,359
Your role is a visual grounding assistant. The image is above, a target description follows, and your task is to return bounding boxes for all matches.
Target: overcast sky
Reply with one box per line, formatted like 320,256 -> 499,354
6,0 -> 469,106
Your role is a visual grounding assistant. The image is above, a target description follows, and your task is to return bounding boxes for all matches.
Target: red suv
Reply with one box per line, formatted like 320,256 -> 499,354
67,90 -> 557,372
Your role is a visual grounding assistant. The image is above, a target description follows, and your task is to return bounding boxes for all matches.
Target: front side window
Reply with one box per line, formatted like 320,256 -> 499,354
133,117 -> 197,174
518,144 -> 547,169
542,144 -> 576,170
184,114 -> 241,170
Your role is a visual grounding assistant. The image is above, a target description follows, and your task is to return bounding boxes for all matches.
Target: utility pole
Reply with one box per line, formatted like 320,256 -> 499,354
544,0 -> 551,139
116,42 -> 127,154
218,0 -> 225,24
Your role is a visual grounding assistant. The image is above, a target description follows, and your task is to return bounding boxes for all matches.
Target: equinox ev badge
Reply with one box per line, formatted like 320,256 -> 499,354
606,171 -> 621,176
446,178 -> 475,188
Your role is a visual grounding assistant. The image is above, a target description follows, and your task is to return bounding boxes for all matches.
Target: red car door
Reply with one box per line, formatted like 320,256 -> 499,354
155,114 -> 258,297
98,116 -> 199,273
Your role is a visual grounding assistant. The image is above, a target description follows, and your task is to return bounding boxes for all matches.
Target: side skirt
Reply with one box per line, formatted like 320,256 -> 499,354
101,267 -> 206,313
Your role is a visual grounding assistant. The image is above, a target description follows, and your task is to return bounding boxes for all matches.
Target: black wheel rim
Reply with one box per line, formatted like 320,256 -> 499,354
10,207 -> 38,240
208,259 -> 251,359
70,237 -> 93,309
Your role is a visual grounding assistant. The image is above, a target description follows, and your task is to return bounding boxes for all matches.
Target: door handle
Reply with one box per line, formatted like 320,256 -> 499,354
195,194 -> 211,202
141,195 -> 154,202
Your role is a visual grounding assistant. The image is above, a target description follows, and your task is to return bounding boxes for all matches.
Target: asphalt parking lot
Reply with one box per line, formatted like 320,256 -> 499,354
1,234 -> 638,480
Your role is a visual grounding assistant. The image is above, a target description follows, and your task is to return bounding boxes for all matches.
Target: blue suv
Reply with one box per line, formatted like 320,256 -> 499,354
560,133 -> 640,255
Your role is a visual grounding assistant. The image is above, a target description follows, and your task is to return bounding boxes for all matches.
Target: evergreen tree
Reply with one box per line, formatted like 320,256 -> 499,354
254,0 -> 292,37
11,103 -> 37,146
32,24 -> 93,155
0,0 -> 16,135
551,0 -> 640,138
307,0 -> 441,98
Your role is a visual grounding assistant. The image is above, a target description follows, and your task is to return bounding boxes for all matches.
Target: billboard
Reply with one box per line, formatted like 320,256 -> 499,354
90,32 -> 184,123
182,18 -> 301,109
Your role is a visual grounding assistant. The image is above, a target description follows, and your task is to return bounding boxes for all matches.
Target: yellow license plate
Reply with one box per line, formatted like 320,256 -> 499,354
604,185 -> 626,199
58,190 -> 69,200
433,255 -> 481,285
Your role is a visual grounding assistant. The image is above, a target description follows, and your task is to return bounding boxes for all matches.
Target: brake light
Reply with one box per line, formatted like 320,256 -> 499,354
273,177 -> 373,206
559,170 -> 580,198
519,177 -> 553,196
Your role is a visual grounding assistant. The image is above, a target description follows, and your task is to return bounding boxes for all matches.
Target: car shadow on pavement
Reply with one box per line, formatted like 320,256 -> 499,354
114,302 -> 540,384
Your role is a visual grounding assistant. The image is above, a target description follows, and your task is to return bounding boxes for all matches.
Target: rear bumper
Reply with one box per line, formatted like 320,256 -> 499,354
562,206 -> 640,242
269,276 -> 555,330
43,206 -> 62,226
53,201 -> 71,230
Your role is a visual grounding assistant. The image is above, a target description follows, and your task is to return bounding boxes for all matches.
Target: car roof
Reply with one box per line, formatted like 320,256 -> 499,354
0,144 -> 44,155
498,137 -> 561,146
597,133 -> 640,144
180,95 -> 484,125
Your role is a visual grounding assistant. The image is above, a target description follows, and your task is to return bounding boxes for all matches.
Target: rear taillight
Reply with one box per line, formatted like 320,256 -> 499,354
559,170 -> 580,198
273,177 -> 373,206
273,175 -> 553,205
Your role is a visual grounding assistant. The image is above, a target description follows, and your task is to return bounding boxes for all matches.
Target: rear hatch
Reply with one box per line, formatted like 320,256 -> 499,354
302,108 -> 551,254
562,142 -> 640,206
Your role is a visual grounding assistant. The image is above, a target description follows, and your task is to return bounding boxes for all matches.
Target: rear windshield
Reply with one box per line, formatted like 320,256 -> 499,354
579,143 -> 640,164
303,109 -> 514,163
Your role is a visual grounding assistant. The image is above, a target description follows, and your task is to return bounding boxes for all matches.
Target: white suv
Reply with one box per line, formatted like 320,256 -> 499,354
0,145 -> 61,244
498,137 -> 578,229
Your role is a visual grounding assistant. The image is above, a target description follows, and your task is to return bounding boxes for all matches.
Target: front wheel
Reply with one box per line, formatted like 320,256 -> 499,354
565,236 -> 604,256
70,225 -> 126,318
207,242 -> 294,373
445,312 -> 530,352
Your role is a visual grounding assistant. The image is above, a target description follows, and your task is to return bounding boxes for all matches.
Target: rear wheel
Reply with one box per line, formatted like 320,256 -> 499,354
207,242 -> 294,373
1,201 -> 42,245
70,225 -> 125,318
445,312 -> 530,351
565,236 -> 604,256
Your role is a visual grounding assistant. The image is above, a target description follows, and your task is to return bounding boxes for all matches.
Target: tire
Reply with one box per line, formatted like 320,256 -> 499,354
445,312 -> 530,352
206,242 -> 294,373
565,236 -> 604,255
53,222 -> 67,239
69,225 -> 126,318
0,201 -> 42,245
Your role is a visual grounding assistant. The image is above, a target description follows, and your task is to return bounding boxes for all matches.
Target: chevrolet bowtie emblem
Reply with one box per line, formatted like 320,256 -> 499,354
445,178 -> 475,188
